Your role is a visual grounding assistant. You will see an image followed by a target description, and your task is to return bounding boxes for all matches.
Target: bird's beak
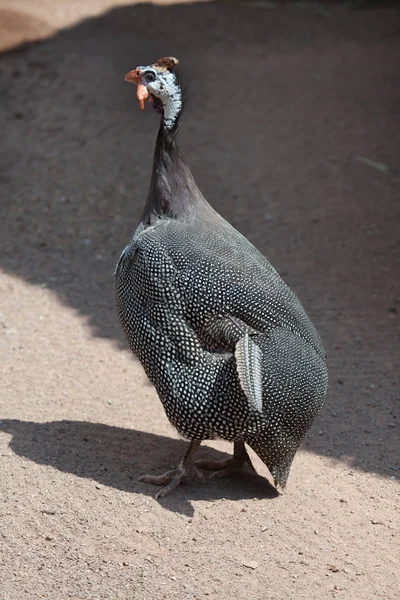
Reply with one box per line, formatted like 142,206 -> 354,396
125,69 -> 141,85
125,67 -> 150,110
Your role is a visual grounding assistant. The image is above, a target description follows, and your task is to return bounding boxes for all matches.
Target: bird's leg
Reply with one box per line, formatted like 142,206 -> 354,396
139,440 -> 203,499
196,440 -> 256,478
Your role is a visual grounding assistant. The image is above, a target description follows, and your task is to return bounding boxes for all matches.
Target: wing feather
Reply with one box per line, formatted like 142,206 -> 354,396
235,333 -> 263,412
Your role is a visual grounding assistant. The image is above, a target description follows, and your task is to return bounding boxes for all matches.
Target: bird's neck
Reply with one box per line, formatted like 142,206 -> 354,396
162,87 -> 182,131
141,115 -> 209,224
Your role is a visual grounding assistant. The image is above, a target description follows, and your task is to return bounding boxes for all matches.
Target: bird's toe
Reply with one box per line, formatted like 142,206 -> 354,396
138,468 -> 179,486
196,455 -> 256,479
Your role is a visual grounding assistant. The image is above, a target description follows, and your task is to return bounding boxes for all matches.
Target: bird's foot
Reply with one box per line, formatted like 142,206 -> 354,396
196,457 -> 255,479
196,441 -> 256,479
138,440 -> 203,499
139,464 -> 204,499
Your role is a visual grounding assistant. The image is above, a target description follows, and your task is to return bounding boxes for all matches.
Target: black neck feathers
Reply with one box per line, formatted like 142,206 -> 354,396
140,94 -> 209,225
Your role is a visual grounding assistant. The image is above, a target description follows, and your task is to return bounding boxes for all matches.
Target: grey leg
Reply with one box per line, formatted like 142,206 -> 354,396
139,440 -> 203,499
196,440 -> 256,478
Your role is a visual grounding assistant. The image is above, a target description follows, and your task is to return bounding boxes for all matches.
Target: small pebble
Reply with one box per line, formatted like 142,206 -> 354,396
243,560 -> 258,570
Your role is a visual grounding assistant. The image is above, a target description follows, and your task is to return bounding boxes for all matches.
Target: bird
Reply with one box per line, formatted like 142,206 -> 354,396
115,56 -> 328,499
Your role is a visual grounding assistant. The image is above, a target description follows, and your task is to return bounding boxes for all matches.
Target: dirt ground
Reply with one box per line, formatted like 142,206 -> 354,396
0,1 -> 399,599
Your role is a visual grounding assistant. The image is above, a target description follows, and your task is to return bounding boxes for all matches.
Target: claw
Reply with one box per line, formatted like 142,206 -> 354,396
138,441 -> 202,499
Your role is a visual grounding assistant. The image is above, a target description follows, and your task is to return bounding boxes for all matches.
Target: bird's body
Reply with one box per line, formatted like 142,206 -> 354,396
116,57 -> 328,497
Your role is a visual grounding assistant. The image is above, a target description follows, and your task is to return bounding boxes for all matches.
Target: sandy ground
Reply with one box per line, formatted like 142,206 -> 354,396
0,1 -> 399,599
0,0 -> 205,52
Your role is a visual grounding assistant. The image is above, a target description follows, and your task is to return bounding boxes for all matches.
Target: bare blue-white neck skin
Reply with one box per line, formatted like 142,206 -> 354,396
137,63 -> 182,130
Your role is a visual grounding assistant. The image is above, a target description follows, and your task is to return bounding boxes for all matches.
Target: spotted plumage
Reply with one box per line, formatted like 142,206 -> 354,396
116,57 -> 328,497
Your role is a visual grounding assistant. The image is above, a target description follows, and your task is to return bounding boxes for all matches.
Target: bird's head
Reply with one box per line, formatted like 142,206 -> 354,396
125,56 -> 181,129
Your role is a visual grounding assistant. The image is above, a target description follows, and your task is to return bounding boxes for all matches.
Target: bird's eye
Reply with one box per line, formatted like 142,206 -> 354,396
143,71 -> 156,83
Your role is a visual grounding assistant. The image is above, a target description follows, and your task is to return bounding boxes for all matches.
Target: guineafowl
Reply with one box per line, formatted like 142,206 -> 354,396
115,57 -> 328,499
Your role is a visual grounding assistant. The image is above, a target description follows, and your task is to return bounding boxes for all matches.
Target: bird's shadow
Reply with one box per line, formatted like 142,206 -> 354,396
0,418 -> 278,516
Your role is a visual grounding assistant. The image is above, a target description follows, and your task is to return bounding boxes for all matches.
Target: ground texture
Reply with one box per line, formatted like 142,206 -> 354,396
0,2 -> 399,599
